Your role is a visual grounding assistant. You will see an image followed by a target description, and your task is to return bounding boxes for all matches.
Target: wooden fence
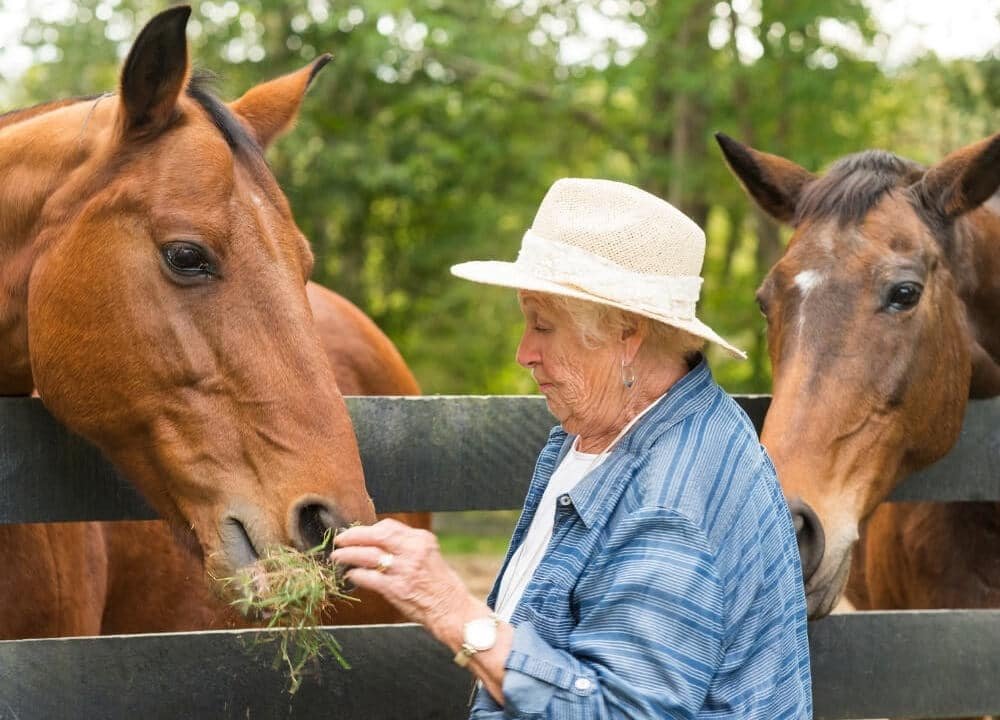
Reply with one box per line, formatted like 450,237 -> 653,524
1,395 -> 999,719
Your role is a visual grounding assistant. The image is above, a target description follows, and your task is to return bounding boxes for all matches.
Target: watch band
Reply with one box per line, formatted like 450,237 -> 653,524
453,642 -> 479,667
453,613 -> 499,667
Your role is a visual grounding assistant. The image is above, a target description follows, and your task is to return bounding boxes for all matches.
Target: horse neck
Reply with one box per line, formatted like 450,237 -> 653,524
947,200 -> 1000,398
0,97 -> 114,394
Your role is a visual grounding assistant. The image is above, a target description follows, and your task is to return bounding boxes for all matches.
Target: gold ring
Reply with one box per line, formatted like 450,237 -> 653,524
375,552 -> 395,573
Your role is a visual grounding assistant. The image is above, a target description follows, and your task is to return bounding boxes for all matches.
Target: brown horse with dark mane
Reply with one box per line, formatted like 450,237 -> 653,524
0,6 -> 425,639
719,133 -> 1000,720
716,130 -> 1000,637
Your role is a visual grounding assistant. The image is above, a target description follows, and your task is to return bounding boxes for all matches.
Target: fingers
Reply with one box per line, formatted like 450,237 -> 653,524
330,544 -> 399,597
342,566 -> 392,593
330,524 -> 470,630
334,518 -> 408,549
329,545 -> 393,572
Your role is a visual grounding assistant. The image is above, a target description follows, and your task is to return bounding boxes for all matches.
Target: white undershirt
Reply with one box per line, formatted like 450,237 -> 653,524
493,392 -> 671,622
494,441 -> 604,621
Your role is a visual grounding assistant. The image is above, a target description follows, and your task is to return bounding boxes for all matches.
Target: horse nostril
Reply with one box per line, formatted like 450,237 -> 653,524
293,501 -> 346,552
787,498 -> 825,582
221,517 -> 260,569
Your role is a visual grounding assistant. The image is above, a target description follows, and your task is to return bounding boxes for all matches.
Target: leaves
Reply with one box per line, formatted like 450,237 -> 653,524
5,0 -> 996,394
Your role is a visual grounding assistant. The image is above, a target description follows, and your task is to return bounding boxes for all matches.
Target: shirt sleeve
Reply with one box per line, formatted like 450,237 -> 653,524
498,507 -> 724,719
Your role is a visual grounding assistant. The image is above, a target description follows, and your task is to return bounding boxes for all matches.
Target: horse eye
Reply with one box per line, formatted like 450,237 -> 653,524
756,294 -> 769,318
163,242 -> 215,277
887,282 -> 922,312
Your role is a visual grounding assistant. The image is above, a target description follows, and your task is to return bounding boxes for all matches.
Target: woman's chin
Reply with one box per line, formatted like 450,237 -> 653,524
543,397 -> 567,422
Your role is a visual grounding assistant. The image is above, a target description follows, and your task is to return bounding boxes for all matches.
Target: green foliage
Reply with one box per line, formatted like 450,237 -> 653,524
4,1 -> 996,394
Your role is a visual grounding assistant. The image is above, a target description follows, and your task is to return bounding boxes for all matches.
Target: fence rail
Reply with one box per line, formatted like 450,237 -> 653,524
2,395 -> 1000,719
3,396 -> 1000,523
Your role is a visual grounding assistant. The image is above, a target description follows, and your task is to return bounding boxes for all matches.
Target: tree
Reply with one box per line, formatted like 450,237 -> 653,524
5,0 -> 995,394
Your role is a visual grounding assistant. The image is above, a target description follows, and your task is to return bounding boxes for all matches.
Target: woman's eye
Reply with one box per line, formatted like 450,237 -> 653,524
531,316 -> 552,333
887,282 -> 922,312
163,242 -> 215,277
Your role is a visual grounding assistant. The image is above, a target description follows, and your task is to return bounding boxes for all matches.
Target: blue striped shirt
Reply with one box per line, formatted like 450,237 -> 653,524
470,359 -> 812,719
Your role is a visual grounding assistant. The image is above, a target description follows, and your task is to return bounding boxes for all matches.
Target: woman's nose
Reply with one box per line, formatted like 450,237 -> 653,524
516,332 -> 539,368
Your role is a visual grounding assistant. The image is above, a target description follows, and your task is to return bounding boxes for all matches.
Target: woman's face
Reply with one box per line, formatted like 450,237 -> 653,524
516,293 -> 622,438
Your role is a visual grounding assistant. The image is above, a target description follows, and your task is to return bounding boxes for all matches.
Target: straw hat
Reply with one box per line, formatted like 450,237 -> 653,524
451,178 -> 746,359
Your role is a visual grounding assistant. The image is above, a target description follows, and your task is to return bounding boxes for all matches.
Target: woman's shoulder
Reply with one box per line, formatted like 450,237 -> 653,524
630,409 -> 776,536
641,391 -> 766,482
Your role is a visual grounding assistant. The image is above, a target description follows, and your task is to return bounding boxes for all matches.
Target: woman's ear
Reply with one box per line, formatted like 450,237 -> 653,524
621,318 -> 648,364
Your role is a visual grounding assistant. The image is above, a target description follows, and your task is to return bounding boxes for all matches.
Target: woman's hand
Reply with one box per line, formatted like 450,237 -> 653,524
330,518 -> 477,643
334,518 -> 513,704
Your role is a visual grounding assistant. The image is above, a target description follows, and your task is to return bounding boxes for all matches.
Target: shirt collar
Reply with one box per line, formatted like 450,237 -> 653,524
566,357 -> 718,528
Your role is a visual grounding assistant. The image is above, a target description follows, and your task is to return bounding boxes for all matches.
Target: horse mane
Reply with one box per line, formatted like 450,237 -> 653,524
795,151 -> 927,227
0,72 -> 270,182
0,95 -> 101,131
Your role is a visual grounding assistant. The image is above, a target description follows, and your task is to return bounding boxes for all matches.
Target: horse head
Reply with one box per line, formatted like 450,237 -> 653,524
3,7 -> 376,586
717,131 -> 1000,617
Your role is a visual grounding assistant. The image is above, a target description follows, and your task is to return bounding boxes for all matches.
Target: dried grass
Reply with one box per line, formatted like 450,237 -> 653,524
216,529 -> 356,693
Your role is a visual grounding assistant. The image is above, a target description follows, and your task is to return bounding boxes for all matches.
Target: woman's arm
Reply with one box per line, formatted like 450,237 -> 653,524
333,509 -> 726,718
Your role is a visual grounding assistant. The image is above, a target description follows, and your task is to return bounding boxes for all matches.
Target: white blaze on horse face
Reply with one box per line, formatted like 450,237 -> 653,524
794,269 -> 823,295
794,269 -> 825,339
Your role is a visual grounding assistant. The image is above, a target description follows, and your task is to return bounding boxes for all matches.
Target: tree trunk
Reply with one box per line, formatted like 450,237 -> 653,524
643,0 -> 714,220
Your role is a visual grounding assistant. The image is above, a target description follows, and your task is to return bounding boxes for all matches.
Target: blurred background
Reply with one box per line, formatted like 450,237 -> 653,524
2,0 -> 998,594
2,0 -> 997,394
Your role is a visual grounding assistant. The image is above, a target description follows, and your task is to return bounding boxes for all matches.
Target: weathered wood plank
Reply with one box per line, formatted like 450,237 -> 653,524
810,610 -> 1000,719
0,611 -> 998,719
889,398 -> 1000,502
0,624 -> 471,719
347,396 -> 554,513
0,399 -> 155,523
1,395 -> 998,524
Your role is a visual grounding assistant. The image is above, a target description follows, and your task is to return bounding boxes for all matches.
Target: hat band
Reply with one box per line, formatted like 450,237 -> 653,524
515,231 -> 703,320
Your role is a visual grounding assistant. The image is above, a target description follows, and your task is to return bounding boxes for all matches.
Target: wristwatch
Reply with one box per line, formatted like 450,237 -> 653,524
453,613 -> 499,667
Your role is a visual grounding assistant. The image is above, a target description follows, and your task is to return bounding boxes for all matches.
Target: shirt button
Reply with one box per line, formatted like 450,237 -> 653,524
574,677 -> 592,692
558,494 -> 572,507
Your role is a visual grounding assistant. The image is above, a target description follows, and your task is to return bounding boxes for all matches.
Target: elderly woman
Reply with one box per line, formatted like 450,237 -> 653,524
331,179 -> 811,718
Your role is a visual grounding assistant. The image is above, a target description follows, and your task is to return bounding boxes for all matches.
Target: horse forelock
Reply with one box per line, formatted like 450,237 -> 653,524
794,151 -> 926,228
185,72 -> 262,163
184,70 -> 284,209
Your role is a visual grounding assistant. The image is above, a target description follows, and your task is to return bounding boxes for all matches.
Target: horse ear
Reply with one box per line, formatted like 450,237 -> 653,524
715,132 -> 816,225
118,5 -> 191,136
230,55 -> 332,149
914,132 -> 1000,219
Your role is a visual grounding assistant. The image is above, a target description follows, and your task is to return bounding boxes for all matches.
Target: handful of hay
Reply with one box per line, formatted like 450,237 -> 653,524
217,529 -> 356,694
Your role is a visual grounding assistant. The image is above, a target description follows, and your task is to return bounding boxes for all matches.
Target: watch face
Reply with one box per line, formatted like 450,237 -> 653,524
464,618 -> 498,651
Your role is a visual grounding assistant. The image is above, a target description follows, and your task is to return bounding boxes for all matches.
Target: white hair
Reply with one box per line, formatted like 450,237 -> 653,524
526,292 -> 705,361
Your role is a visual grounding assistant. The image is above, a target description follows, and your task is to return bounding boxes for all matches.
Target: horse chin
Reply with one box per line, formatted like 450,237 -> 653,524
203,548 -> 251,604
153,515 -> 201,558
805,546 -> 854,619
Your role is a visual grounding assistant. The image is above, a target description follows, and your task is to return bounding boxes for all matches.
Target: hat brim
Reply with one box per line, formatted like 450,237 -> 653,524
451,260 -> 747,360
